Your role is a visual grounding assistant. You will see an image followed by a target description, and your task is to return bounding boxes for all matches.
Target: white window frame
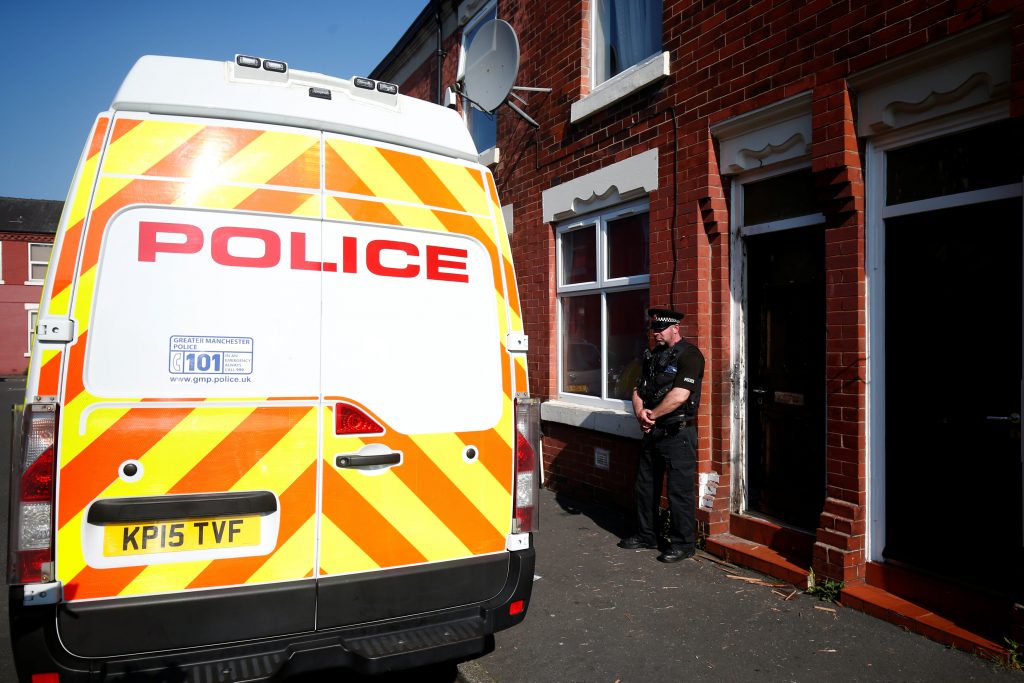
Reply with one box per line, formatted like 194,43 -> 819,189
25,304 -> 39,357
865,104 -> 1021,563
555,198 -> 650,411
26,242 -> 52,285
729,160 -> 824,516
458,0 -> 499,159
590,0 -> 662,87
572,0 -> 669,124
0,242 -> 5,284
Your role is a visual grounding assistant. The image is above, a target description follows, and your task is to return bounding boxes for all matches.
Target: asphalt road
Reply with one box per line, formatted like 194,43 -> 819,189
457,489 -> 1021,683
0,378 -> 1016,682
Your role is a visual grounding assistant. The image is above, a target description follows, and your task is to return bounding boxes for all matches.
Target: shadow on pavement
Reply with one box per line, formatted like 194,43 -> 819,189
552,491 -> 631,540
284,661 -> 459,682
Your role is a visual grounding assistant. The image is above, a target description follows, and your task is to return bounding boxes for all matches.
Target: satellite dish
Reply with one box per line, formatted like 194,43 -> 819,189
463,19 -> 520,114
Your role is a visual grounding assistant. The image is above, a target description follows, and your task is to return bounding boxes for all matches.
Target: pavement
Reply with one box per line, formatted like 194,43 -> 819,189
0,379 -> 1017,683
458,487 -> 1021,683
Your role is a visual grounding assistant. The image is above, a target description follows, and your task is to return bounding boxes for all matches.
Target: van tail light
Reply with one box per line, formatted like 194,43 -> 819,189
334,403 -> 384,435
8,403 -> 58,585
513,397 -> 541,533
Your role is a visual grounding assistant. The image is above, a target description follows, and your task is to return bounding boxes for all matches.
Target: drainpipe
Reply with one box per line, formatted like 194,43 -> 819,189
434,0 -> 444,105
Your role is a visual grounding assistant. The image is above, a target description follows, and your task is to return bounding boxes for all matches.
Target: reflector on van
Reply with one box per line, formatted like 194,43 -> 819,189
335,403 -> 385,436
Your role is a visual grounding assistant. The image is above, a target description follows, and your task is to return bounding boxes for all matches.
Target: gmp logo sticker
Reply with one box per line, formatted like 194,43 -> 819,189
169,335 -> 254,384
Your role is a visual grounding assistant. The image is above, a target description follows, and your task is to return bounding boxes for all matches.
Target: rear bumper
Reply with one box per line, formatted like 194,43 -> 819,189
9,547 -> 534,682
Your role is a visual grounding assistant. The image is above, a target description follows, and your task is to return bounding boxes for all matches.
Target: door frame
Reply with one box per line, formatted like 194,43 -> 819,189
865,103 -> 1023,562
729,160 -> 825,518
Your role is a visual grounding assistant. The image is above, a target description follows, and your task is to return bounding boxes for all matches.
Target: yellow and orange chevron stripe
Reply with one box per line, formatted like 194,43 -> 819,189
43,113 -> 526,602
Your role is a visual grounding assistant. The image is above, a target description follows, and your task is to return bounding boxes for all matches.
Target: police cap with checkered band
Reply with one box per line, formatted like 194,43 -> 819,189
648,308 -> 684,332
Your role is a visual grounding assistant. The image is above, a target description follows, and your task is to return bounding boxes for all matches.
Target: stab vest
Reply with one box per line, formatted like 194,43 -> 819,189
636,340 -> 701,423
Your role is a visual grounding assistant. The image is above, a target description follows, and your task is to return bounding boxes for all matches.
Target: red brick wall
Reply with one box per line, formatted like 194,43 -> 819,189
505,0 -> 1022,584
392,0 -> 1024,583
0,236 -> 50,376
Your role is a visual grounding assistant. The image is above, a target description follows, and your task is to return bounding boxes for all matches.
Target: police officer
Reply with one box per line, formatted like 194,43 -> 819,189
618,308 -> 705,563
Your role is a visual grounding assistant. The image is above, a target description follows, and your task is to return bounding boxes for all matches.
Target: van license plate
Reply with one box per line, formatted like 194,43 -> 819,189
103,515 -> 260,556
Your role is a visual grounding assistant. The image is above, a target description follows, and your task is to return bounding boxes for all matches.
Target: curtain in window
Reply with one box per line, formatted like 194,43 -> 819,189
596,0 -> 662,83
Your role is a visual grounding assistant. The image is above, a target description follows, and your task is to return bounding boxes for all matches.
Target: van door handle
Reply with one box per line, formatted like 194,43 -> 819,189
335,453 -> 402,468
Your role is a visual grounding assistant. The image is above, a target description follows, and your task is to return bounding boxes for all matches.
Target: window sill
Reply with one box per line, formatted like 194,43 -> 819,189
541,399 -> 642,440
570,51 -> 670,124
24,281 -> 44,286
478,146 -> 500,168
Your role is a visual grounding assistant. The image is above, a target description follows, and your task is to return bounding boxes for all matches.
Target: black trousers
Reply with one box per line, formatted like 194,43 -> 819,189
633,425 -> 696,549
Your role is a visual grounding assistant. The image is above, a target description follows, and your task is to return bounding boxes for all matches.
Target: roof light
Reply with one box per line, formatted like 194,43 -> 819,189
376,81 -> 398,95
236,55 -> 261,69
354,77 -> 375,90
263,59 -> 287,73
309,87 -> 332,100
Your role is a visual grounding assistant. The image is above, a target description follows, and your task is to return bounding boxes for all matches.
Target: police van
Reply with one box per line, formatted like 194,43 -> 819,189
8,54 -> 539,681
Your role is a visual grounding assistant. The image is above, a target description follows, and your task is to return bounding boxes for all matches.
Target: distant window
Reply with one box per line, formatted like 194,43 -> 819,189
461,3 -> 498,153
28,243 -> 52,283
556,201 -> 650,405
592,0 -> 662,86
26,305 -> 38,357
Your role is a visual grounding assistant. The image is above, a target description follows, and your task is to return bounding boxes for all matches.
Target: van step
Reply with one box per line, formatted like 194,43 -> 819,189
106,651 -> 287,682
102,617 -> 487,680
343,616 -> 485,659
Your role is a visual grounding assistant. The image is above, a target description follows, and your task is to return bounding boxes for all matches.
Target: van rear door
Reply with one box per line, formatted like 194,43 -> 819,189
52,113 -> 324,656
315,134 -> 518,626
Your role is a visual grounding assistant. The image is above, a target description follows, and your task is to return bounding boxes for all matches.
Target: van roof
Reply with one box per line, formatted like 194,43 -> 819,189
111,55 -> 480,162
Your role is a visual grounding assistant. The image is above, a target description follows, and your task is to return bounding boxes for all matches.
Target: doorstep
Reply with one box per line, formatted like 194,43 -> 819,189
840,583 -> 1008,664
705,532 -> 1012,665
704,533 -> 810,588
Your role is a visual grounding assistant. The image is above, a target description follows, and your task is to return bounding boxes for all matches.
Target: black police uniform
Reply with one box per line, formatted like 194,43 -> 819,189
627,313 -> 705,562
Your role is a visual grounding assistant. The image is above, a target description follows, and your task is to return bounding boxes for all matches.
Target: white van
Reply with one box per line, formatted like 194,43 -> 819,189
8,54 -> 539,681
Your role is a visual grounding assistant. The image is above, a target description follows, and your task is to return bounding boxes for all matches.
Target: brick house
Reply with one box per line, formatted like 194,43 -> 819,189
373,0 -> 1023,659
0,198 -> 61,377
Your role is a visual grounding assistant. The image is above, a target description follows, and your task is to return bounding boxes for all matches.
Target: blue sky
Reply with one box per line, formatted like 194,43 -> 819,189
1,0 -> 429,201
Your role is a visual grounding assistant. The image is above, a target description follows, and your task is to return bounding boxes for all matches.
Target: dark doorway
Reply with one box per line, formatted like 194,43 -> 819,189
746,226 -> 827,530
884,198 -> 1023,593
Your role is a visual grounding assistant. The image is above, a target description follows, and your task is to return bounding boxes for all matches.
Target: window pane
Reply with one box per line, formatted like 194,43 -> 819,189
743,169 -> 818,225
594,0 -> 662,84
886,119 -> 1024,205
607,212 -> 649,278
29,243 -> 51,262
560,226 -> 597,284
606,289 -> 649,399
30,263 -> 48,281
562,294 -> 601,396
463,6 -> 498,152
468,107 -> 497,152
28,310 -> 38,353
